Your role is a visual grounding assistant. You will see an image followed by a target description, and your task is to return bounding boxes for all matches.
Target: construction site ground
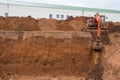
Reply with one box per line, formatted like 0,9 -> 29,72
0,16 -> 120,80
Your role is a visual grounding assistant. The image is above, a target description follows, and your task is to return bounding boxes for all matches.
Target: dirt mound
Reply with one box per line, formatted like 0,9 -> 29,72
0,16 -> 88,31
107,22 -> 120,33
0,16 -> 39,31
109,25 -> 120,33
57,20 -> 74,31
0,17 -> 7,29
1,16 -> 120,32
38,18 -> 58,31
57,16 -> 88,31
68,16 -> 88,30
106,21 -> 114,27
106,21 -> 120,33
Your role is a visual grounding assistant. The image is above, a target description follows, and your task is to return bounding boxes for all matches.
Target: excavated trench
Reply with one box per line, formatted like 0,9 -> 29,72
0,31 -> 110,80
85,31 -> 110,80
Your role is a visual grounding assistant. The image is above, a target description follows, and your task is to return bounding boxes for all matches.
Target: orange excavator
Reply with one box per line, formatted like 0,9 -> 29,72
82,13 -> 108,51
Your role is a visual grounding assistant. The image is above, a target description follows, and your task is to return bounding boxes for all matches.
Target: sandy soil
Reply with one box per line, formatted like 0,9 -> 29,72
0,16 -> 120,80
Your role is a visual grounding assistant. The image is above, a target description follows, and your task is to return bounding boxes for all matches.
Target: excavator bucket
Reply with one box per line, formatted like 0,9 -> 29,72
92,41 -> 103,51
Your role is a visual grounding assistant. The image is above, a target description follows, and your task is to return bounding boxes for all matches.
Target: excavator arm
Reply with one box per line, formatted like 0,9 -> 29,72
92,14 -> 103,50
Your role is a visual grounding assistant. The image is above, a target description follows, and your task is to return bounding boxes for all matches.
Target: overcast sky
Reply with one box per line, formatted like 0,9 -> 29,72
15,0 -> 120,10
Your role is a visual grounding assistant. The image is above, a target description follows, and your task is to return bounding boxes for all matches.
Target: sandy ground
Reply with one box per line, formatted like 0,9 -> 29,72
0,16 -> 120,80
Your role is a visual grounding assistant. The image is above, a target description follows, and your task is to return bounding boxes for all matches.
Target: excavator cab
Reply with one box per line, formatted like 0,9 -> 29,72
87,17 -> 98,28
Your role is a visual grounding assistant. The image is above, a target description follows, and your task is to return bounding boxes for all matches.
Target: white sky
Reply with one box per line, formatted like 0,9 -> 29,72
15,0 -> 120,10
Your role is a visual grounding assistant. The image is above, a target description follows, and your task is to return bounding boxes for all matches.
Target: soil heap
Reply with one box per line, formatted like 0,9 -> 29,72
0,16 -> 88,31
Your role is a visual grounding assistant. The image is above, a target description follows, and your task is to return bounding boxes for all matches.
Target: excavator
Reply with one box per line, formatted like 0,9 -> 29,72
82,13 -> 108,51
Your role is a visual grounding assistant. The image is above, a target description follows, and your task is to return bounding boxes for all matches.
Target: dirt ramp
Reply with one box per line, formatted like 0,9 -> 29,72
0,31 -> 96,77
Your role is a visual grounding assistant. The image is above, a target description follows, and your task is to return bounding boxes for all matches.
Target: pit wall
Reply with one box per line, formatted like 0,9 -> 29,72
0,31 -> 95,77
